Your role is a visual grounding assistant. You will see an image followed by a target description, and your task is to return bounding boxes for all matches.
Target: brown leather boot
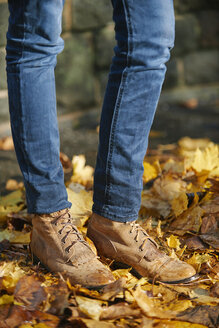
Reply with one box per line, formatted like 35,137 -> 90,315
87,214 -> 198,284
30,209 -> 115,288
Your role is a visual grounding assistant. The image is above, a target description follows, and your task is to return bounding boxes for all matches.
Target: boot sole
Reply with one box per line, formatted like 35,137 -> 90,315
112,261 -> 200,285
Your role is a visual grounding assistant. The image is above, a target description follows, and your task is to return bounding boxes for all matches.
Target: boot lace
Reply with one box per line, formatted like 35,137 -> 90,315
127,222 -> 159,252
51,209 -> 91,257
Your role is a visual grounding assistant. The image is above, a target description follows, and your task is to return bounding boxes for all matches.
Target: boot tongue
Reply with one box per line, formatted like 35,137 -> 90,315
52,210 -> 96,267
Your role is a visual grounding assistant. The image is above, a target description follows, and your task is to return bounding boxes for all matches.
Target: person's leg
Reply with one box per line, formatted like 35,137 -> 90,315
6,0 -> 114,287
93,0 -> 175,222
88,0 -> 197,283
6,0 -> 71,214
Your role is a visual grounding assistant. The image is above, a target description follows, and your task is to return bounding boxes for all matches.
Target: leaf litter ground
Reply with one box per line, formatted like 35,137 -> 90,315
0,137 -> 218,328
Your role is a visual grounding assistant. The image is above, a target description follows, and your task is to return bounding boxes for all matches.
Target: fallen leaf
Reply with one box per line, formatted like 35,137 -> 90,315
14,275 -> 47,311
177,305 -> 219,328
0,262 -> 26,292
166,235 -> 181,251
184,144 -> 219,174
0,228 -> 30,244
100,302 -> 141,320
153,174 -> 187,201
0,136 -> 14,150
71,155 -> 94,188
186,253 -> 212,272
154,319 -> 208,327
67,188 -> 93,226
75,296 -> 106,320
143,162 -> 159,183
5,179 -> 24,191
169,206 -> 204,236
171,192 -> 188,217
60,152 -> 72,174
185,236 -> 206,250
0,294 -> 14,305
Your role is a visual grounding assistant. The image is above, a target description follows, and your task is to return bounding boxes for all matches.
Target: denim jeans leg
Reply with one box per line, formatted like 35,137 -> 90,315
93,0 -> 175,222
6,0 -> 71,213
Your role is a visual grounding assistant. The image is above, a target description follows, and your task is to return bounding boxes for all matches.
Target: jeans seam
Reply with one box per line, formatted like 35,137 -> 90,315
104,0 -> 133,207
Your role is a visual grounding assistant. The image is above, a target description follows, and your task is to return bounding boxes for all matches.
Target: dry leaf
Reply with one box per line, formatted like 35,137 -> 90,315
5,179 -> 24,191
171,192 -> 188,217
184,144 -> 219,174
0,136 -> 14,150
143,161 -> 159,183
71,155 -> 94,188
166,235 -> 181,251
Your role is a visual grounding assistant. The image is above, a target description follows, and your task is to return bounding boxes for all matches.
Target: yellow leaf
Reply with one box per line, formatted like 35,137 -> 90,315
0,189 -> 25,224
185,144 -> 219,174
154,320 -> 208,328
143,162 -> 158,183
165,300 -> 192,312
71,155 -> 94,187
67,188 -> 93,226
0,262 -> 26,291
166,235 -> 181,251
186,253 -> 212,272
0,294 -> 14,305
171,192 -> 188,217
179,137 -> 212,152
0,229 -> 30,244
132,286 -> 177,319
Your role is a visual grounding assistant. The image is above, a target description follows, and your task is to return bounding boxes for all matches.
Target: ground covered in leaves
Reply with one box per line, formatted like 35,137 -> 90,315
0,137 -> 218,328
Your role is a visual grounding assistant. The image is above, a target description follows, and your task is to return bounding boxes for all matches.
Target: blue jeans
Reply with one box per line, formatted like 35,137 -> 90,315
6,0 -> 175,221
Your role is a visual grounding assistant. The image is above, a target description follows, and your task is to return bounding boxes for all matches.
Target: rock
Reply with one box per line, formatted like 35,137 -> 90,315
197,11 -> 219,48
0,48 -> 7,90
173,15 -> 200,56
0,2 -> 8,47
72,0 -> 113,31
96,70 -> 109,101
94,23 -> 115,69
0,92 -> 9,122
174,0 -> 219,14
55,33 -> 96,108
163,58 -> 179,89
184,50 -> 219,85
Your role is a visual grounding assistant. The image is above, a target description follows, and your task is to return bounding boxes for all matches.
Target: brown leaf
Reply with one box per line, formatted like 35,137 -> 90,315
1,305 -> 33,328
100,302 -> 141,320
60,152 -> 72,174
98,277 -> 125,301
169,206 -> 204,236
201,195 -> 219,214
201,215 -> 218,234
69,318 -> 115,328
14,275 -> 47,311
177,305 -> 219,328
210,282 -> 219,298
46,281 -> 70,315
185,236 -> 207,250
199,230 -> 219,249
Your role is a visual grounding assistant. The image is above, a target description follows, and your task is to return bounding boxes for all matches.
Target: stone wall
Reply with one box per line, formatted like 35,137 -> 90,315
0,0 -> 218,120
